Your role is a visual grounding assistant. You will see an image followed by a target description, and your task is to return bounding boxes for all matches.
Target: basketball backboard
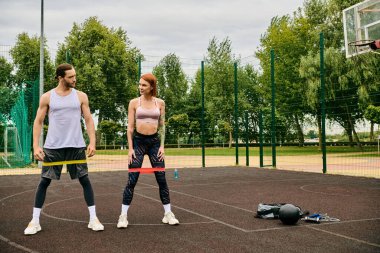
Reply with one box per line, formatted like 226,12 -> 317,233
343,0 -> 380,58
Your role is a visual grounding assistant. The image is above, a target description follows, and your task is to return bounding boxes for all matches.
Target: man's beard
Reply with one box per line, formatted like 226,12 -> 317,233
63,79 -> 75,88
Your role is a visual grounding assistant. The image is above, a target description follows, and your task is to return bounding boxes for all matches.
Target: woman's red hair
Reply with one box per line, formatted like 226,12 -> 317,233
141,73 -> 157,97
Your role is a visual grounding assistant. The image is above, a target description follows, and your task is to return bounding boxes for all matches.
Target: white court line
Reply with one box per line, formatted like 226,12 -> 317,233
300,183 -> 352,196
135,192 -> 250,232
0,189 -> 36,202
244,217 -> 380,232
0,189 -> 43,253
138,180 -> 380,249
1,179 -> 378,252
174,177 -> 319,188
41,193 -> 216,226
306,224 -> 380,248
0,235 -> 39,253
139,182 -> 256,213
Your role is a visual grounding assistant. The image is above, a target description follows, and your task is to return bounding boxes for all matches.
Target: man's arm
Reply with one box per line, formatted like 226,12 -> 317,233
79,91 -> 96,157
33,92 -> 49,161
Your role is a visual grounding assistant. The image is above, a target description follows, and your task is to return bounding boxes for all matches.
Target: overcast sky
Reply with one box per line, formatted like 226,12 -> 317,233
1,0 -> 304,62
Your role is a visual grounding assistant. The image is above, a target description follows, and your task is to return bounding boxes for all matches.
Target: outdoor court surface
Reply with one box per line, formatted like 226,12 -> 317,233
0,167 -> 379,253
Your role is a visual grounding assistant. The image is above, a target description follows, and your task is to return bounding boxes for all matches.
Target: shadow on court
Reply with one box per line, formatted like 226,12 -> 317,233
0,167 -> 379,253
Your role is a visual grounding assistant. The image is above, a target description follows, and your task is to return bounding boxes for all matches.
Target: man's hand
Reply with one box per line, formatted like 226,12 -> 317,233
34,147 -> 45,161
87,144 -> 96,157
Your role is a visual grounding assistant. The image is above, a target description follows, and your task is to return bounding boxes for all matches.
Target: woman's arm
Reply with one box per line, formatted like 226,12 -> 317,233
157,99 -> 165,161
158,100 -> 166,147
127,99 -> 136,164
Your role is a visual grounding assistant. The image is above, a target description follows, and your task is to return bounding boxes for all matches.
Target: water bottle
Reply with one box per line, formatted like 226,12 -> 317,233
174,169 -> 179,180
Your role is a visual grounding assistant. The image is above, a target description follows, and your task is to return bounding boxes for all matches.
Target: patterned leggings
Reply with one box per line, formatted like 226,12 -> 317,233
122,132 -> 170,205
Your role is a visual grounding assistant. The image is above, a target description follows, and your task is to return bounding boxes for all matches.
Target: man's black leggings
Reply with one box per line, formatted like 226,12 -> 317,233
34,175 -> 95,208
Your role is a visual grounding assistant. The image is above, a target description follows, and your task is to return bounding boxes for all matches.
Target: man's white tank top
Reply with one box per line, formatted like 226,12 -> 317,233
44,88 -> 86,149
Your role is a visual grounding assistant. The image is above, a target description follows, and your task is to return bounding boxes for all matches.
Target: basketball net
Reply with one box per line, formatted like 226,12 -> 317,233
348,40 -> 380,57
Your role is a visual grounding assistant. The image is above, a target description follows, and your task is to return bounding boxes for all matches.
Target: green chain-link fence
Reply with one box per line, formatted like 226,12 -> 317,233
0,80 -> 39,168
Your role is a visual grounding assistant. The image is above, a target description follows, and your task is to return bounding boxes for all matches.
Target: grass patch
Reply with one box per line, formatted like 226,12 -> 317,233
96,146 -> 378,156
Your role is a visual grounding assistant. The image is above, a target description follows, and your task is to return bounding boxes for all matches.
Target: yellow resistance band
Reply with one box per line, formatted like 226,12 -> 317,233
42,160 -> 87,166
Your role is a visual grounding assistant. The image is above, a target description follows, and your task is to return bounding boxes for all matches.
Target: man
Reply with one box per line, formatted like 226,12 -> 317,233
24,63 -> 104,235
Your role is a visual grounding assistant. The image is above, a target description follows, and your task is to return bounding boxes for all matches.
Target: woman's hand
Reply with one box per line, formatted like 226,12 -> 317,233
157,146 -> 165,161
128,149 -> 136,164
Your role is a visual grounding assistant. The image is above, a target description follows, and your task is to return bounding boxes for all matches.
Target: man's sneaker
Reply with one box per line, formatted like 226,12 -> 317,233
24,222 -> 41,235
117,214 -> 128,228
88,218 -> 104,231
162,211 -> 179,225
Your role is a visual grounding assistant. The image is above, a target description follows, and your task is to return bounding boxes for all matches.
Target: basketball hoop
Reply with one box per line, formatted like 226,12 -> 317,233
348,40 -> 380,57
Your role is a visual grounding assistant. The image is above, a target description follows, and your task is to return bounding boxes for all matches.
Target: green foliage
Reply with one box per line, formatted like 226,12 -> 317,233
183,75 -> 203,144
153,53 -> 189,118
364,105 -> 380,124
260,107 -> 295,143
204,37 -> 235,125
0,57 -> 14,87
0,87 -> 16,120
55,16 -> 141,122
256,12 -> 312,145
202,37 -> 261,144
0,57 -> 17,120
97,120 -> 123,145
216,120 -> 232,142
10,32 -> 54,86
168,113 -> 190,146
306,130 -> 318,139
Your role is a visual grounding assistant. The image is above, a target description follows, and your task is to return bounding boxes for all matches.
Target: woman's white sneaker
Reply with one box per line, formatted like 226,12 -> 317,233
88,217 -> 104,231
162,211 -> 179,225
117,214 -> 129,228
24,222 -> 41,235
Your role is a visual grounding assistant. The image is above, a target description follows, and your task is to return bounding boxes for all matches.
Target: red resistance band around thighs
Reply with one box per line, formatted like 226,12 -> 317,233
128,168 -> 165,174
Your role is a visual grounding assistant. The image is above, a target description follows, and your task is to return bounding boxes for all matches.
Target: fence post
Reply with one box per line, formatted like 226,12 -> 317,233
201,61 -> 205,168
320,33 -> 327,174
245,110 -> 249,166
234,62 -> 239,165
270,49 -> 276,168
38,0 -> 44,169
259,110 -> 264,167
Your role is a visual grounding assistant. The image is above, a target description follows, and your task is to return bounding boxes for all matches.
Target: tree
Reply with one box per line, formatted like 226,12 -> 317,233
168,113 -> 190,148
153,53 -> 189,118
256,14 -> 312,146
300,47 -> 364,148
237,64 -> 262,143
97,120 -> 123,146
183,74 -> 203,145
297,0 -> 379,148
55,16 -> 141,123
204,37 -> 237,147
0,57 -> 16,119
216,120 -> 232,145
10,32 -> 55,87
306,130 -> 318,139
364,105 -> 380,141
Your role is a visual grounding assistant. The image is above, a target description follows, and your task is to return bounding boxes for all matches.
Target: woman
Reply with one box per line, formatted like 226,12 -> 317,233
117,73 -> 179,228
